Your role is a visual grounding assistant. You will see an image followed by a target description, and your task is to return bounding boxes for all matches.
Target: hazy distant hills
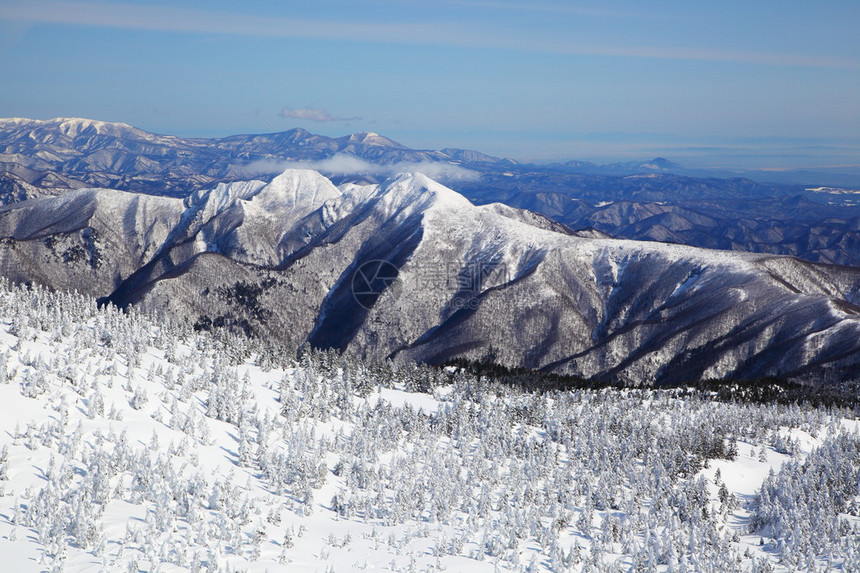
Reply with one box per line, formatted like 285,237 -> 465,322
456,173 -> 860,267
0,117 -> 507,195
2,117 -> 860,267
2,168 -> 859,384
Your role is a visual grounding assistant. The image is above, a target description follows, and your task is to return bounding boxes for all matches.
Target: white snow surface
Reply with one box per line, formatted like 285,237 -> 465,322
0,282 -> 857,572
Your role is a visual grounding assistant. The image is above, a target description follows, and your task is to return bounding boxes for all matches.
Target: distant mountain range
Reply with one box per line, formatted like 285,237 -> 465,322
3,118 -> 859,268
456,172 -> 860,267
0,117 -> 512,196
1,167 -> 859,384
554,156 -> 683,174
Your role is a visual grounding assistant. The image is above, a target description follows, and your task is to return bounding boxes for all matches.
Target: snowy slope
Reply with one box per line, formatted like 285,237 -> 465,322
0,188 -> 183,294
0,281 -> 858,572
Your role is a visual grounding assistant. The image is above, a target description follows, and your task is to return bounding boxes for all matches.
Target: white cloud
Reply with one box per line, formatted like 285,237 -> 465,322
279,107 -> 359,123
241,154 -> 480,181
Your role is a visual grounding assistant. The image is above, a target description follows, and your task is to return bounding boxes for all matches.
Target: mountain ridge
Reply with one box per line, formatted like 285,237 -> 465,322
1,168 -> 859,385
0,117 -> 498,195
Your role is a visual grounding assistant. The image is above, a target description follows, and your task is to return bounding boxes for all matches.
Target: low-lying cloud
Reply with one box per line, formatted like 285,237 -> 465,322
279,106 -> 359,123
242,154 -> 480,181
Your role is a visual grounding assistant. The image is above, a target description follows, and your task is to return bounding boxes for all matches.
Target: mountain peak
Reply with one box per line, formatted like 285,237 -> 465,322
440,148 -> 512,164
185,168 -> 341,220
383,171 -> 474,212
345,131 -> 404,147
258,168 -> 342,208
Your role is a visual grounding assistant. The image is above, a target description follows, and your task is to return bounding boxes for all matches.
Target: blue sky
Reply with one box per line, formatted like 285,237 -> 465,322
1,0 -> 858,167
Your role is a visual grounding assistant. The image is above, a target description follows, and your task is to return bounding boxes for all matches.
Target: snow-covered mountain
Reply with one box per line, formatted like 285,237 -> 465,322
0,117 -> 506,196
1,169 -> 859,385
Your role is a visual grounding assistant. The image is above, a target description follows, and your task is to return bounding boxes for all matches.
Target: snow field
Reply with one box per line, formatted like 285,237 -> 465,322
0,281 -> 857,572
